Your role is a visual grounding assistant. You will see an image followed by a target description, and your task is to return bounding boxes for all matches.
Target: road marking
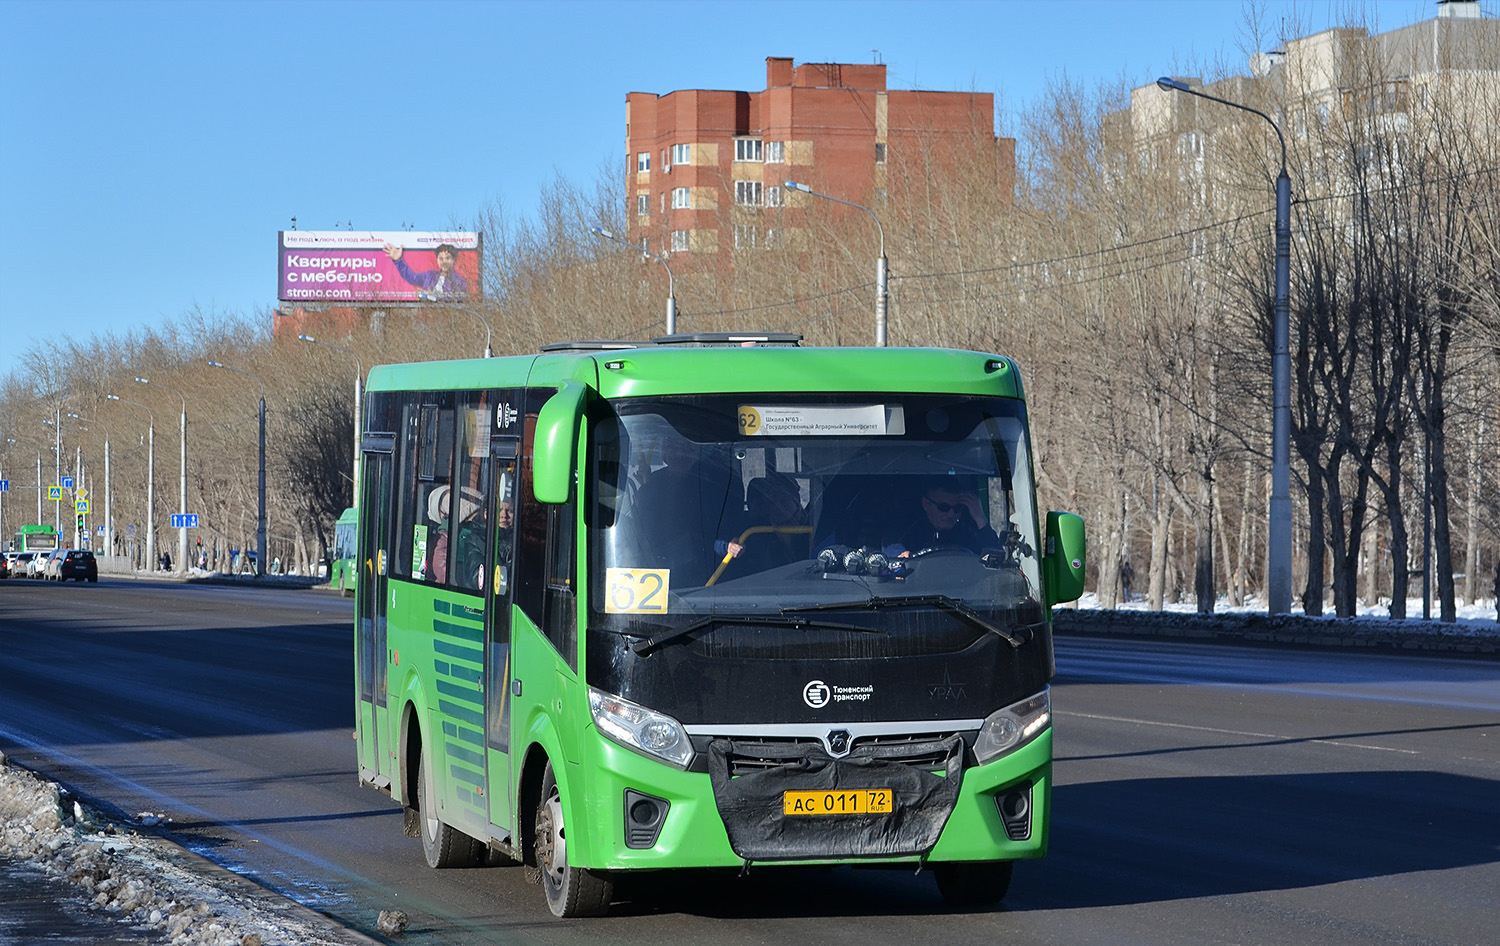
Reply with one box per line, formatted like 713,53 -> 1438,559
1059,710 -> 1420,754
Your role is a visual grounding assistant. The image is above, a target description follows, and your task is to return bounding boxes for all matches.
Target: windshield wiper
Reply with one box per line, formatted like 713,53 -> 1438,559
784,595 -> 1037,649
627,614 -> 886,657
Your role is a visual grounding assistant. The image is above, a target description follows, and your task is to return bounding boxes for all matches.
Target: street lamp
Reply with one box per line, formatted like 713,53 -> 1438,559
784,181 -> 889,347
4,437 -> 45,524
208,361 -> 267,576
590,226 -> 677,335
41,415 -> 62,530
108,395 -> 155,570
416,296 -> 494,358
1156,76 -> 1292,615
297,335 -> 362,504
135,377 -> 188,575
68,413 -> 112,558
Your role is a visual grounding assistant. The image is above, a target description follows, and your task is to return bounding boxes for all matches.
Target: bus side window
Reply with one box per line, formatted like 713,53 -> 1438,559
543,502 -> 577,670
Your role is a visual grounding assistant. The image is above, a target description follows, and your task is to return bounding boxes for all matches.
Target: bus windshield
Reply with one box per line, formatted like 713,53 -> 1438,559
589,393 -> 1042,622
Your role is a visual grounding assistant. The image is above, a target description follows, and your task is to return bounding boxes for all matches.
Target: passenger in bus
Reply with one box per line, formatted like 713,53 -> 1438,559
715,474 -> 809,580
427,484 -> 486,587
628,438 -> 735,585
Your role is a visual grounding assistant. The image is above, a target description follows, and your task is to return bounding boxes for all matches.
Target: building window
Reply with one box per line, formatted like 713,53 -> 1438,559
661,149 -> 669,172
735,138 -> 763,162
735,180 -> 763,206
766,185 -> 784,208
765,141 -> 785,163
672,143 -> 690,164
875,142 -> 887,164
670,230 -> 689,252
637,152 -> 650,173
672,187 -> 690,209
765,228 -> 778,249
734,225 -> 758,249
636,194 -> 648,216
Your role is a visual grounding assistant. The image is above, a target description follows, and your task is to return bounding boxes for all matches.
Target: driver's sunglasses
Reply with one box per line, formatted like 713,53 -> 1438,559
924,498 -> 958,513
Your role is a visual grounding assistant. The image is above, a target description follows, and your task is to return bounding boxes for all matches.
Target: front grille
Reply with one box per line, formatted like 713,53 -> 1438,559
699,731 -> 969,776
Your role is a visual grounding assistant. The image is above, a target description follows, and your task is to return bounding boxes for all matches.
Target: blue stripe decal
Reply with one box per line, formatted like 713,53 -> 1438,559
434,619 -> 483,643
437,679 -> 482,706
446,741 -> 484,768
446,663 -> 481,684
434,599 -> 451,615
457,787 -> 477,808
450,764 -> 484,787
434,638 -> 482,664
454,725 -> 483,747
438,698 -> 483,727
435,659 -> 451,677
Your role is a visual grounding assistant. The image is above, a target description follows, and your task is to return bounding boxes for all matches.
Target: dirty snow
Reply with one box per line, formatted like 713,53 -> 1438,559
0,752 -> 363,946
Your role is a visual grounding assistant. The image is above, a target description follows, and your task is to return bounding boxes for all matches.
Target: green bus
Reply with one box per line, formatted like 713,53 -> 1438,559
355,333 -> 1086,917
329,506 -> 358,596
13,524 -> 60,554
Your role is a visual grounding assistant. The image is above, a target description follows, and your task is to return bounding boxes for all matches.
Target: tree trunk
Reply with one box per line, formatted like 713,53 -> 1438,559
1194,465 -> 1215,614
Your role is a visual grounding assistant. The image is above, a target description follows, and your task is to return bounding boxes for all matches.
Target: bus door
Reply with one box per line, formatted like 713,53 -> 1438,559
484,441 -> 520,840
357,444 -> 395,788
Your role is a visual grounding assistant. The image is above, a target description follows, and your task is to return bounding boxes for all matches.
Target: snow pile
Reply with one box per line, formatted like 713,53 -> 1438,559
0,752 -> 360,946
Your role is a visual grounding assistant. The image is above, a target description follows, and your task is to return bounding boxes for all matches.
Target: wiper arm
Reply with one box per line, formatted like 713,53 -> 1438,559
785,595 -> 1037,649
629,614 -> 884,657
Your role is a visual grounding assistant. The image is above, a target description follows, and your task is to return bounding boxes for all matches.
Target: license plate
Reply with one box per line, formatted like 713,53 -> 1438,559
783,789 -> 894,816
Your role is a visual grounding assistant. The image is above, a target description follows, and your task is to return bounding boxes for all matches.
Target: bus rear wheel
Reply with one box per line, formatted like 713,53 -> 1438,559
933,860 -> 1013,906
535,762 -> 612,917
417,754 -> 483,869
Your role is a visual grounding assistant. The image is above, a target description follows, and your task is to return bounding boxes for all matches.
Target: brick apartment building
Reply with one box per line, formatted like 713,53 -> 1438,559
625,57 -> 1015,259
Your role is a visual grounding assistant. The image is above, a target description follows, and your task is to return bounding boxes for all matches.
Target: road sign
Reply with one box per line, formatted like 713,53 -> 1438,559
61,476 -> 74,489
76,499 -> 90,514
171,514 -> 200,528
0,479 -> 8,491
77,487 -> 87,499
49,486 -> 61,500
97,525 -> 105,535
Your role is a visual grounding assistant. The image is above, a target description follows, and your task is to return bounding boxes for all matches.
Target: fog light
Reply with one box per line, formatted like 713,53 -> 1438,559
995,783 -> 1032,841
624,789 -> 670,849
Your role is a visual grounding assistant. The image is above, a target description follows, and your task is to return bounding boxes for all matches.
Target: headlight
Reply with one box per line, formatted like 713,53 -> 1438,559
589,688 -> 694,769
973,689 -> 1051,765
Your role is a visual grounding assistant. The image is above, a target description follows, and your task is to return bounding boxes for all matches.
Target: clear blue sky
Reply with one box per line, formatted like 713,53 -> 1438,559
0,0 -> 1453,380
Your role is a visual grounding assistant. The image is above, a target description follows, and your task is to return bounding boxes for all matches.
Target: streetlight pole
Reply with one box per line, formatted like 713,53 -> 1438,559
42,414 -> 62,530
5,438 -> 45,524
783,182 -> 889,347
590,226 -> 677,335
1156,76 -> 1292,615
135,377 -> 188,576
416,296 -> 494,357
208,361 -> 267,576
297,335 -> 363,504
68,413 -> 112,559
108,395 -> 154,570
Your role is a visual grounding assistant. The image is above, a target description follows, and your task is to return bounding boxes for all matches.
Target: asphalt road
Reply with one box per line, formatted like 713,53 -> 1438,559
2,578 -> 1496,945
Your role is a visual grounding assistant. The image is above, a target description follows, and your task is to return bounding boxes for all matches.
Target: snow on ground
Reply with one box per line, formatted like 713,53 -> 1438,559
0,752 -> 365,946
1071,593 -> 1500,641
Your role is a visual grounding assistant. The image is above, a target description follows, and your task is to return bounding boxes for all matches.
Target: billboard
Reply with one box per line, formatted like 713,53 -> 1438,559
278,231 -> 481,303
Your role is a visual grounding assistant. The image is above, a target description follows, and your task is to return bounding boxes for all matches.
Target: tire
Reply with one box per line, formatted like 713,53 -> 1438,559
417,753 -> 484,869
933,860 -> 1014,907
535,761 -> 612,917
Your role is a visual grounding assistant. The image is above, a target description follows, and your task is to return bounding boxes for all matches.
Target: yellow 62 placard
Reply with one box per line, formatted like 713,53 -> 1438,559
604,568 -> 670,613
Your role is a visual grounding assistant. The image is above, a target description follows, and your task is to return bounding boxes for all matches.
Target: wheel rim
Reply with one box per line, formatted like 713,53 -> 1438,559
537,790 -> 566,885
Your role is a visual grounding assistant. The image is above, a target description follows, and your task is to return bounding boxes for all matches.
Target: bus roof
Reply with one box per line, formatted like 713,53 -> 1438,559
367,344 -> 1024,401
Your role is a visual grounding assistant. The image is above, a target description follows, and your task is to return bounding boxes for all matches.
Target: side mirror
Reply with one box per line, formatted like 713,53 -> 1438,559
1043,511 -> 1086,606
532,381 -> 585,504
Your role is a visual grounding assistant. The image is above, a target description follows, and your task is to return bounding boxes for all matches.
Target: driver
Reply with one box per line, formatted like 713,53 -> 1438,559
888,478 -> 1002,558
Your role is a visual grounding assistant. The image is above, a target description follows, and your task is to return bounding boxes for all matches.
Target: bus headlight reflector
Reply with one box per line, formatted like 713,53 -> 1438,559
973,689 -> 1050,765
589,688 -> 694,769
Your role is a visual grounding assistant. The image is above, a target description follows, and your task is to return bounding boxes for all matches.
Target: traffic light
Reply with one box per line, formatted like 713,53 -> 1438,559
77,514 -> 86,532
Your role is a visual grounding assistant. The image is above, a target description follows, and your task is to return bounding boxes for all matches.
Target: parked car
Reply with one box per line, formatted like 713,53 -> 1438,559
0,555 -> 9,579
42,548 -> 70,580
57,549 -> 98,582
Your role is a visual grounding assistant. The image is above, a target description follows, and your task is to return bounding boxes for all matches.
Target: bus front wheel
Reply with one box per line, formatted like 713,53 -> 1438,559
417,754 -> 484,869
535,762 -> 612,917
933,860 -> 1013,906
